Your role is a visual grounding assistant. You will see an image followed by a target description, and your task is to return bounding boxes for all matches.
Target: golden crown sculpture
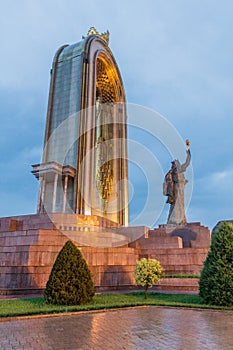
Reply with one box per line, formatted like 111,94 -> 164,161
85,27 -> 110,45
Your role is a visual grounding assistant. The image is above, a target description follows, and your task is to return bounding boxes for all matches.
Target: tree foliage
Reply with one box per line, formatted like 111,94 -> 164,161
199,221 -> 233,306
134,258 -> 164,298
44,240 -> 95,305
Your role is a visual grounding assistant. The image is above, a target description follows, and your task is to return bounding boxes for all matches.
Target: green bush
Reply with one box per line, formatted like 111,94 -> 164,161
164,274 -> 200,278
44,240 -> 95,305
134,258 -> 164,299
199,221 -> 233,306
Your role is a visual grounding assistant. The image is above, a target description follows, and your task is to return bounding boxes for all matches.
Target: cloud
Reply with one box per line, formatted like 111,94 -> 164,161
189,166 -> 233,228
211,169 -> 233,182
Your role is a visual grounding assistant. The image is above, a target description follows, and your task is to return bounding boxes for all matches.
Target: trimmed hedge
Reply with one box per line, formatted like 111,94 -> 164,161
199,221 -> 233,306
44,240 -> 95,305
164,274 -> 200,278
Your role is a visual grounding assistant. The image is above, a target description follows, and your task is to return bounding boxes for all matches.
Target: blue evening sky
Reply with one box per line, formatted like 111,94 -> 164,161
0,0 -> 232,229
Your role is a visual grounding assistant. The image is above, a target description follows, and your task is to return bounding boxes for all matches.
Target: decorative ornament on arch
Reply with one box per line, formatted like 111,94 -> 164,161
83,26 -> 110,45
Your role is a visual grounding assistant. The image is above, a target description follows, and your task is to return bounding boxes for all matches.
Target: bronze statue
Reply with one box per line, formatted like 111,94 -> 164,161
163,141 -> 191,225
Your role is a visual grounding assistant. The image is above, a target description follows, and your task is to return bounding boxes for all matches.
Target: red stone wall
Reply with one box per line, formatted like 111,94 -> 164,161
0,214 -> 211,294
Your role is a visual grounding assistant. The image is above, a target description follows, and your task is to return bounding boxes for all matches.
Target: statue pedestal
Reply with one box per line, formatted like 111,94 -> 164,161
130,222 -> 210,250
130,222 -> 211,275
157,222 -> 211,248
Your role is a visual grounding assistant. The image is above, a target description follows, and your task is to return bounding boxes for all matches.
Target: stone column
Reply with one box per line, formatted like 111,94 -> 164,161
52,173 -> 58,213
37,176 -> 43,213
41,177 -> 46,213
63,175 -> 68,213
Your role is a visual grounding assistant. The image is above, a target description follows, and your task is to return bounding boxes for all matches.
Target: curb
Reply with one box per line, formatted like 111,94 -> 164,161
0,305 -> 150,323
1,304 -> 232,323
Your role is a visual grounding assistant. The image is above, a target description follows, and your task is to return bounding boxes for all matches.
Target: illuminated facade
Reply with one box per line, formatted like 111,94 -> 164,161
32,28 -> 128,225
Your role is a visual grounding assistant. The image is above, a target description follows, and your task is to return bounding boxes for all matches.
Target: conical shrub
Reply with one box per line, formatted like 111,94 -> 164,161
199,221 -> 233,306
44,240 -> 95,305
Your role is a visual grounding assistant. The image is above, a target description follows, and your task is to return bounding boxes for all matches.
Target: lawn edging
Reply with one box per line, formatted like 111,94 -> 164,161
0,292 -> 232,319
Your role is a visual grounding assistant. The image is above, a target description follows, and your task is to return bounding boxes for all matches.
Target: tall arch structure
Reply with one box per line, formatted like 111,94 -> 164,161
32,28 -> 129,226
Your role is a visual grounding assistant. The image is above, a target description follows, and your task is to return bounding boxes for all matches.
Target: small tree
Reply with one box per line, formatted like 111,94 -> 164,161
199,221 -> 233,306
134,258 -> 164,299
44,240 -> 95,305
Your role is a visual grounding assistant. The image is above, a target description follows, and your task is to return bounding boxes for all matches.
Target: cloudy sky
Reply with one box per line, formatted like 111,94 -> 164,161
0,0 -> 232,229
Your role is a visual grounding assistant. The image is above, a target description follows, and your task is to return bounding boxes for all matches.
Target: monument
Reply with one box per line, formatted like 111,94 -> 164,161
0,28 -> 211,295
32,27 -> 128,226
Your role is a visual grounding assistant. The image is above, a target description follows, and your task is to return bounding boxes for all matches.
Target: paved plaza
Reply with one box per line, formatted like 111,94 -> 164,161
0,306 -> 232,350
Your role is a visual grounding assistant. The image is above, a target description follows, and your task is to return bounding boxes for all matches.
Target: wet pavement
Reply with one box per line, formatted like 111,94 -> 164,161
0,306 -> 232,349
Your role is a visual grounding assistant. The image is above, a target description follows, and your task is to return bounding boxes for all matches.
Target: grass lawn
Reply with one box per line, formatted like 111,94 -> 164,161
0,292 -> 232,318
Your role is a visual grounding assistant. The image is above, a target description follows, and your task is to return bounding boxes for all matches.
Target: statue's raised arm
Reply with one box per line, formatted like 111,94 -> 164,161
180,149 -> 191,172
